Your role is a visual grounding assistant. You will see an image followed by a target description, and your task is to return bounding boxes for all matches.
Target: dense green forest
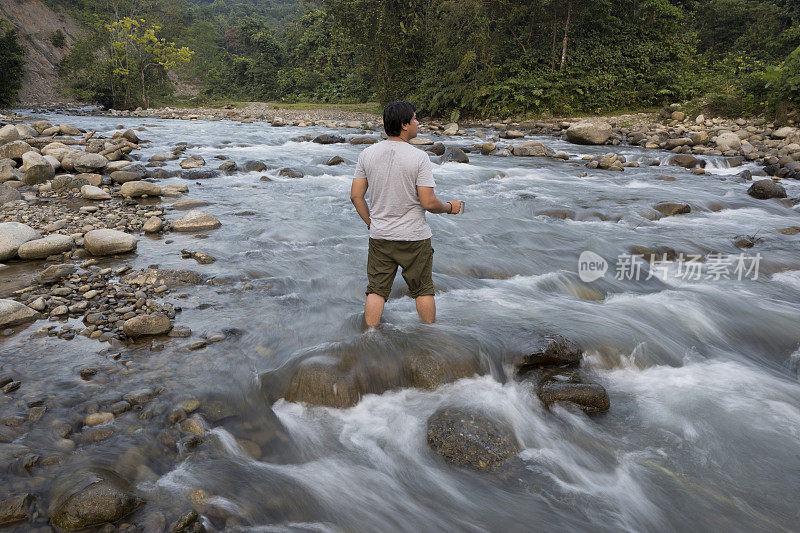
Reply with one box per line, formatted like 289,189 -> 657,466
0,19 -> 26,108
6,0 -> 800,118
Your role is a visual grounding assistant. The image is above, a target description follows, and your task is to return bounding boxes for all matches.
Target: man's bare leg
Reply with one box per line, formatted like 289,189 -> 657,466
416,295 -> 436,323
365,293 -> 386,328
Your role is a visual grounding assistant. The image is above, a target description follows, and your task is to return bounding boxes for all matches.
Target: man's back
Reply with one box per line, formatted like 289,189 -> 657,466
355,140 -> 436,241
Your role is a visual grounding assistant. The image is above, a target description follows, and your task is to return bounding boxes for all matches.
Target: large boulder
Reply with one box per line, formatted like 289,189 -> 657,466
17,234 -> 74,260
715,132 -> 741,152
81,185 -> 111,200
52,174 -> 90,193
439,147 -> 469,164
0,300 -> 40,328
72,153 -> 108,173
565,121 -> 613,145
0,140 -> 34,161
83,229 -> 138,256
532,369 -> 610,414
172,210 -> 221,232
511,141 -> 555,157
426,408 -> 521,470
403,350 -> 483,390
20,151 -> 54,185
120,181 -> 161,197
0,124 -> 21,145
747,179 -> 787,200
123,314 -> 172,337
15,124 -> 38,138
50,472 -> 144,530
0,183 -> 21,205
0,222 -> 41,260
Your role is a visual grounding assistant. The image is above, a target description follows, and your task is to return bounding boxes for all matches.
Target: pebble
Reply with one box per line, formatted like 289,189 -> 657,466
85,412 -> 114,426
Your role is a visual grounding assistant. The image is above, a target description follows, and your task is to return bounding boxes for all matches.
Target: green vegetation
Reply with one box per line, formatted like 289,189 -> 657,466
49,0 -> 800,118
50,28 -> 66,48
0,19 -> 25,108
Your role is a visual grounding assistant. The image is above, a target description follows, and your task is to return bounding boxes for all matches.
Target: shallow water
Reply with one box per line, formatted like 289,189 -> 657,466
1,112 -> 799,531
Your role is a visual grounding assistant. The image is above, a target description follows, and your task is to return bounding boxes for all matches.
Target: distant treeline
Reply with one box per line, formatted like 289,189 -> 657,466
10,0 -> 800,118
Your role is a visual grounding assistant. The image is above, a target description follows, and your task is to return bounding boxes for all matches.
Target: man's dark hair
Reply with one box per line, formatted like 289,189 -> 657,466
383,101 -> 416,137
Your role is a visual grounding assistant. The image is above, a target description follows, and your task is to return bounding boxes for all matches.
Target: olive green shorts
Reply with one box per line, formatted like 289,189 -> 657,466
366,238 -> 435,300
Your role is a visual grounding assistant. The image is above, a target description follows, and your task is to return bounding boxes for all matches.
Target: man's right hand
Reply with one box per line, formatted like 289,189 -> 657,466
448,200 -> 462,214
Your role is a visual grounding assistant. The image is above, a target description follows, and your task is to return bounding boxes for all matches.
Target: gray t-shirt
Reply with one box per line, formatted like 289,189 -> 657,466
354,140 -> 436,241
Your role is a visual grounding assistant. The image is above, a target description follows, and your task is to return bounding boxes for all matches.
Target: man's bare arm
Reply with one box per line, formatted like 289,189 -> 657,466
418,186 -> 461,214
350,178 -> 371,227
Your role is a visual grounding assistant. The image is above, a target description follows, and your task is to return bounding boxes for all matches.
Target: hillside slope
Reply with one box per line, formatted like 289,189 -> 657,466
0,0 -> 81,106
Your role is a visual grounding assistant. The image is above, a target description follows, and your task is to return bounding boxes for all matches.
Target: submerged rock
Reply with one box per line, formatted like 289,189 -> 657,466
0,493 -> 34,526
278,167 -> 304,178
426,407 -> 520,470
172,210 -> 221,232
532,369 -> 610,414
403,350 -> 482,390
653,201 -> 691,217
511,334 -> 583,375
50,471 -> 144,530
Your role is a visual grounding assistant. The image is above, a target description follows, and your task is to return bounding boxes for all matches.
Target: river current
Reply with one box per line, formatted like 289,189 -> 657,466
2,111 -> 799,531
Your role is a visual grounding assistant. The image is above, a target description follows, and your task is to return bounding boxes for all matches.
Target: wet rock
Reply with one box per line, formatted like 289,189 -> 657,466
481,142 -> 496,155
242,160 -> 267,172
17,234 -> 73,259
0,300 -> 40,328
283,355 -> 362,408
733,235 -> 762,248
170,510 -> 199,532
668,154 -> 701,169
81,184 -> 111,200
150,152 -> 178,162
180,156 -> 205,169
181,169 -> 219,180
218,160 -> 237,172
439,147 -> 469,164
125,388 -> 158,405
653,201 -> 691,216
172,199 -> 209,210
36,263 -> 76,284
120,180 -> 162,197
425,143 -> 447,156
50,472 -> 144,530
426,407 -> 520,471
123,314 -> 172,337
85,412 -> 114,426
511,141 -> 554,157
0,493 -> 34,526
52,174 -> 89,192
313,134 -> 345,144
73,153 -> 108,173
511,334 -> 582,375
324,156 -> 345,166
278,167 -> 304,178
143,217 -> 163,233
180,249 -> 215,264
124,268 -> 204,287
565,121 -> 613,145
403,350 -> 483,390
349,136 -> 380,145
747,179 -> 787,200
172,210 -> 221,232
532,369 -> 610,414
84,229 -> 138,256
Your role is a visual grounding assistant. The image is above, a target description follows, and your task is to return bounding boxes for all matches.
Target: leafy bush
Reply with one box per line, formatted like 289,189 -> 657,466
50,29 -> 65,48
0,20 -> 25,108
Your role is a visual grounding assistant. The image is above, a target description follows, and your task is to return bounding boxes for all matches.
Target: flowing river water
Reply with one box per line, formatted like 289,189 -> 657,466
2,111 -> 800,531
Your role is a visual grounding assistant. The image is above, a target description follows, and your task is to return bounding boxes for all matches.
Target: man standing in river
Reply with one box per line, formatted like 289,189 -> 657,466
350,101 -> 462,327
